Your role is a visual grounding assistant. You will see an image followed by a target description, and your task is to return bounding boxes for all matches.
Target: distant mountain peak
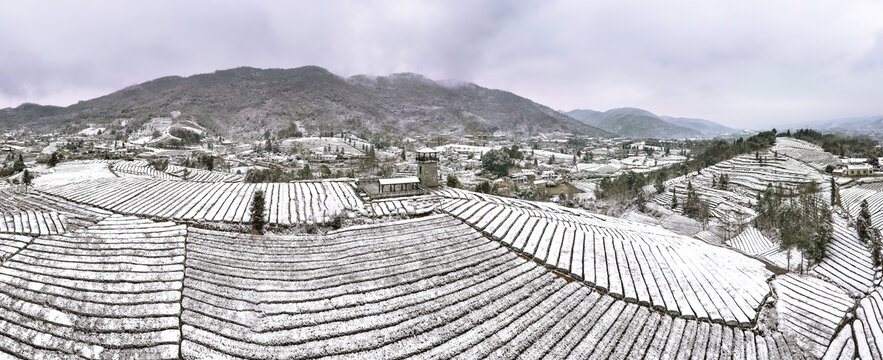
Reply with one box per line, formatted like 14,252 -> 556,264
0,66 -> 613,139
565,107 -> 735,139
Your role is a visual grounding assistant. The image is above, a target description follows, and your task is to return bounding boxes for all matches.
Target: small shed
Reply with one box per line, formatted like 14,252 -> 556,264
379,176 -> 421,194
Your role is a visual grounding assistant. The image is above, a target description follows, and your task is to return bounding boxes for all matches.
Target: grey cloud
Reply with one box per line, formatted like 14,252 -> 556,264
1,0 -> 882,128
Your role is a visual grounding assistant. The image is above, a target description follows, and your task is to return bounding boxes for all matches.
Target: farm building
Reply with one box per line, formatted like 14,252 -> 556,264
833,163 -> 874,176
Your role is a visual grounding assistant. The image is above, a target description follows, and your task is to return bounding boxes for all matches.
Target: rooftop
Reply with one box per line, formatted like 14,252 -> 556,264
378,176 -> 420,185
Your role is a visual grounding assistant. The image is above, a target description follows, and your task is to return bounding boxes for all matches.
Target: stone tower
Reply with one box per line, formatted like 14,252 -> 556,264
416,148 -> 439,187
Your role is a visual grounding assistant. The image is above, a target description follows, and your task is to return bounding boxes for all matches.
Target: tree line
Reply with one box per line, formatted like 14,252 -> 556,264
597,129 -> 779,201
789,129 -> 883,160
753,181 -> 833,270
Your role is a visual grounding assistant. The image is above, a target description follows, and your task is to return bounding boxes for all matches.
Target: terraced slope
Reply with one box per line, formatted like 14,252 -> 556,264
0,208 -> 857,359
856,287 -> 883,359
166,164 -> 244,182
772,274 -> 853,358
39,177 -> 365,225
773,137 -> 840,170
0,234 -> 32,262
822,325 -> 857,360
811,216 -> 878,294
112,160 -> 245,182
180,214 -> 800,359
841,182 -> 883,233
0,189 -> 111,231
650,152 -> 825,220
0,211 -> 66,236
112,160 -> 179,180
367,195 -> 439,218
439,196 -> 772,327
727,226 -> 809,272
0,215 -> 186,359
728,227 -> 776,255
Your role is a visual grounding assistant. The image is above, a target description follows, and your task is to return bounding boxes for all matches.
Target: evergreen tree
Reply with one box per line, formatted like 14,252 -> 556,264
718,174 -> 729,190
857,199 -> 872,243
21,169 -> 33,192
13,154 -> 25,173
48,152 -> 60,167
830,177 -> 837,206
250,190 -> 266,234
299,164 -> 312,180
683,181 -> 701,217
547,155 -> 555,165
698,201 -> 711,229
475,181 -> 496,194
446,174 -> 460,188
481,149 -> 513,178
634,190 -> 646,212
401,148 -> 406,161
871,228 -> 882,267
654,176 -> 665,194
671,188 -> 678,209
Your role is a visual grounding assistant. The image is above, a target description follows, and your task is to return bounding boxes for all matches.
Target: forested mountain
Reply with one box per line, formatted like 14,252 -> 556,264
565,107 -> 735,139
0,66 -> 612,140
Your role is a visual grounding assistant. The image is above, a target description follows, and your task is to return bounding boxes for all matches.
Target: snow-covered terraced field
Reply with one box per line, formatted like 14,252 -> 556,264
112,160 -> 179,180
0,215 -> 186,359
841,182 -> 883,232
0,234 -> 31,261
772,274 -> 854,358
727,226 -> 808,272
652,152 -> 825,221
773,137 -> 840,170
435,187 -> 591,216
0,189 -> 111,230
0,211 -> 66,236
112,160 -> 245,182
728,227 -> 777,255
179,214 -> 800,359
166,164 -> 244,182
856,287 -> 883,359
440,196 -> 773,327
811,216 -> 879,294
368,195 -> 439,217
38,177 -> 365,225
32,160 -> 118,187
0,203 -> 867,358
823,325 -> 857,360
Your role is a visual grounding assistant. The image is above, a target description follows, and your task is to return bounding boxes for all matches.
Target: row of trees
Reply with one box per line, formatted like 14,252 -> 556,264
856,199 -> 883,266
597,130 -> 779,202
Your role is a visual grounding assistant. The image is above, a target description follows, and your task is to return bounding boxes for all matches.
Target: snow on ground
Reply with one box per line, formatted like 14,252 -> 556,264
41,142 -> 60,155
78,126 -> 106,136
570,180 -> 596,201
282,137 -> 366,156
33,161 -> 117,187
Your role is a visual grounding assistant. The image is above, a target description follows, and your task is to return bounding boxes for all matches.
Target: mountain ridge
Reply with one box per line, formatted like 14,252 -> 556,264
565,107 -> 734,139
0,66 -> 614,139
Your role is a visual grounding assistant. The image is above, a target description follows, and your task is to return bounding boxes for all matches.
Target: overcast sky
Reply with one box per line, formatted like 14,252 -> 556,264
2,0 -> 882,128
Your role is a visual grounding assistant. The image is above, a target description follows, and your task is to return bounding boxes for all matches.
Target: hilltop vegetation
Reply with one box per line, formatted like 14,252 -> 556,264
788,128 -> 883,159
0,66 -> 612,140
566,107 -> 736,139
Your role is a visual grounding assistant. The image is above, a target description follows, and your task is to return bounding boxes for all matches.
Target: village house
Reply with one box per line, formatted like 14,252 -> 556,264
833,163 -> 874,177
